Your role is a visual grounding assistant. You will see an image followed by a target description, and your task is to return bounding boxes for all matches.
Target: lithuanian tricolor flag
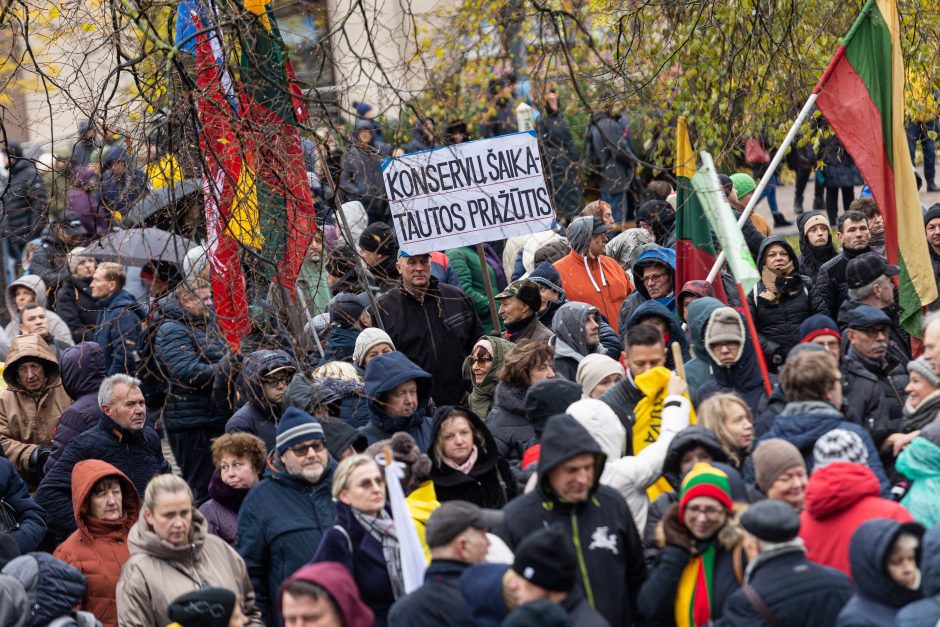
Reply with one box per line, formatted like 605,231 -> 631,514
675,117 -> 727,304
814,0 -> 937,335
237,0 -> 317,291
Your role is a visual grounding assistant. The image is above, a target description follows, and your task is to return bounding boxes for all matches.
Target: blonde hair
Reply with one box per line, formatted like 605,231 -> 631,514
698,393 -> 752,466
331,454 -> 381,500
97,261 -> 126,289
143,474 -> 192,511
313,360 -> 362,382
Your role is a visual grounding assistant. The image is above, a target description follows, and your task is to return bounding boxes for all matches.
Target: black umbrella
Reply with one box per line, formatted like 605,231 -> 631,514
84,228 -> 197,265
121,178 -> 202,227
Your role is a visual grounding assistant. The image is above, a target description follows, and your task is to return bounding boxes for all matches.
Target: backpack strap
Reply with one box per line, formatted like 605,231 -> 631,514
742,583 -> 785,627
732,543 -> 745,585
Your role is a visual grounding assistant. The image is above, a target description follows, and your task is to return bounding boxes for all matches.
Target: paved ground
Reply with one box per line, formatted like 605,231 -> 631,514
749,175 -> 940,240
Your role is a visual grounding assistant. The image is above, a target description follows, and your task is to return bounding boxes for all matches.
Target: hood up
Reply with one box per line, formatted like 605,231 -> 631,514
2,334 -> 61,390
5,275 -> 48,320
364,351 -> 432,428
551,302 -> 601,357
686,296 -> 724,360
58,341 -> 106,399
281,563 -> 375,627
849,518 -> 924,607
803,461 -> 881,519
70,458 -> 140,539
661,425 -> 729,489
630,247 -> 676,300
536,413 -> 606,498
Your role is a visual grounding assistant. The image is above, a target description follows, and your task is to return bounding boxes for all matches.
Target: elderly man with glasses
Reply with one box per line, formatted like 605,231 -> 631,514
237,407 -> 336,626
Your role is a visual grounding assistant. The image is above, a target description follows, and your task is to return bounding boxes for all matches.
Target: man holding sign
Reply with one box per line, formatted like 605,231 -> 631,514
372,251 -> 482,407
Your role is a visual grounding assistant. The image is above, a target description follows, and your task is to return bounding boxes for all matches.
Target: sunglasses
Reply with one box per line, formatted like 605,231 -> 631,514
289,441 -> 326,456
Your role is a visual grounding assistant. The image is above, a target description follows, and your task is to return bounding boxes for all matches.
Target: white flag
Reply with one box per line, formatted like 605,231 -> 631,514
383,457 -> 428,593
691,151 -> 760,294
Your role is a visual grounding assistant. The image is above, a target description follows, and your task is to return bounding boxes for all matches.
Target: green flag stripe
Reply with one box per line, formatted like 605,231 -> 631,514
843,1 -> 894,167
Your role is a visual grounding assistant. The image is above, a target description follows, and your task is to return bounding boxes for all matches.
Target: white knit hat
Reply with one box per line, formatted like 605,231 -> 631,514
575,353 -> 624,398
353,328 -> 395,367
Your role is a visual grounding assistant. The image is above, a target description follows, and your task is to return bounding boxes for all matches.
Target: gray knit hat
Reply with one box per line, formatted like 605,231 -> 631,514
813,428 -> 869,468
908,356 -> 940,389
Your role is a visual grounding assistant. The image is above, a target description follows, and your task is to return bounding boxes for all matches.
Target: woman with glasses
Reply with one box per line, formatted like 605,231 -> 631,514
639,463 -> 744,626
199,432 -> 267,546
465,335 -> 515,421
312,454 -> 403,627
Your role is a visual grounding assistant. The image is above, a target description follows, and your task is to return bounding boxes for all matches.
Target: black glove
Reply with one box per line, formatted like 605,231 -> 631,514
29,445 -> 52,472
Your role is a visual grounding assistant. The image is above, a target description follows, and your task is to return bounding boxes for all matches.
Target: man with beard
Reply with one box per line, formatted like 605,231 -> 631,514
551,302 -> 604,381
238,408 -> 335,626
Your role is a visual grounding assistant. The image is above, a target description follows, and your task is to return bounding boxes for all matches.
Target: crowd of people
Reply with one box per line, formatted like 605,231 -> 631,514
4,98 -> 940,627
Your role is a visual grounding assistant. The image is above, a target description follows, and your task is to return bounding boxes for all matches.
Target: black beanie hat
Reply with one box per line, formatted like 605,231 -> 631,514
359,222 -> 398,257
925,203 -> 940,226
511,526 -> 577,592
167,588 -> 237,627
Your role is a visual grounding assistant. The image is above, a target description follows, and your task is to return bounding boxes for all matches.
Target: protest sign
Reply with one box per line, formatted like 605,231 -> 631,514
382,131 -> 556,255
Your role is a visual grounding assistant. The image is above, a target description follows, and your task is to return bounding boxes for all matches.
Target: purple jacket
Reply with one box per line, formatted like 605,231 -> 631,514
45,342 -> 106,474
199,471 -> 249,546
66,166 -> 109,236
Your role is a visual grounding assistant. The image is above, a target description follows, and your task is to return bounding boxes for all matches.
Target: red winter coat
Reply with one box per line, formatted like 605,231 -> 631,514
53,459 -> 139,627
554,251 -> 631,333
799,462 -> 912,577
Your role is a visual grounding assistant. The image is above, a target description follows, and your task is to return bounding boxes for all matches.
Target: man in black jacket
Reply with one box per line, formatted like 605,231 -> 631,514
2,142 -> 48,261
838,252 -> 911,364
841,305 -> 908,454
374,252 -> 482,406
507,526 -> 609,627
35,374 -> 171,539
717,500 -> 853,626
496,413 -> 646,627
388,500 -> 503,627
811,210 -> 872,317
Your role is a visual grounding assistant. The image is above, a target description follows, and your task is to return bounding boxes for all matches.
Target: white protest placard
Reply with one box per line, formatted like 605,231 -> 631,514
382,131 -> 556,255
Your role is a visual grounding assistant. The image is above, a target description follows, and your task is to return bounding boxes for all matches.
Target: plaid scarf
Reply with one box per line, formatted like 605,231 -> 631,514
353,509 -> 405,599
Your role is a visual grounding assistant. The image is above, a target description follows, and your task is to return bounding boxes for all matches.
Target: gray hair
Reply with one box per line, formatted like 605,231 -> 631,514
98,374 -> 142,409
925,311 -> 940,335
847,274 -> 889,301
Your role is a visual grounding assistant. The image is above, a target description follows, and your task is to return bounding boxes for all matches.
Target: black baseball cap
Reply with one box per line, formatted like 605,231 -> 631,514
846,252 -> 899,289
425,500 -> 504,548
590,216 -> 611,235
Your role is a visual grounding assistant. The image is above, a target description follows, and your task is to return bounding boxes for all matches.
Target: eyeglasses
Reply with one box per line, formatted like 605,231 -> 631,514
469,356 -> 493,366
261,375 -> 292,386
642,272 -> 669,284
857,326 -> 888,338
289,441 -> 326,456
686,505 -> 726,519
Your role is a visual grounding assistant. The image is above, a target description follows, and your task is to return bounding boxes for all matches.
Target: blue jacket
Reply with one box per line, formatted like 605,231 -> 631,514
237,452 -> 336,626
0,457 -> 46,553
318,326 -> 359,366
388,560 -> 477,627
618,246 -> 676,332
361,351 -> 433,451
718,545 -> 852,627
837,519 -> 924,626
99,147 -> 147,216
747,400 -> 891,496
626,300 -> 689,368
34,414 -> 170,539
154,297 -> 228,431
225,349 -> 296,450
94,289 -> 142,376
896,524 -> 940,627
45,342 -> 106,474
312,501 -> 395,627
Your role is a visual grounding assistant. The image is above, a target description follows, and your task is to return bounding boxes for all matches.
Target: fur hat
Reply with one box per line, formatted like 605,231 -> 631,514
365,431 -> 432,494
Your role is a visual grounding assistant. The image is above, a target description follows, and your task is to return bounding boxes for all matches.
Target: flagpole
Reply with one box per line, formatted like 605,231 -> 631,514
705,92 -> 819,283
735,282 -> 773,397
